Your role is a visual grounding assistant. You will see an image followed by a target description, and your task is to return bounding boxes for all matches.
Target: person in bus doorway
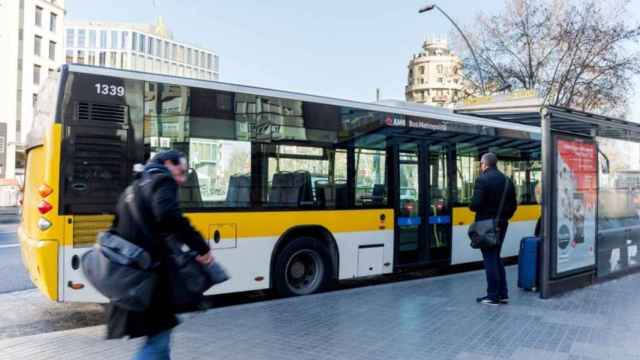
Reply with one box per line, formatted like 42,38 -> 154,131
106,150 -> 213,360
470,152 -> 517,305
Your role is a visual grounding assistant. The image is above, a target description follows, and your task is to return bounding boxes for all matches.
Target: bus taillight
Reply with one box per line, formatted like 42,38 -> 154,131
37,200 -> 53,214
38,184 -> 53,198
37,217 -> 52,230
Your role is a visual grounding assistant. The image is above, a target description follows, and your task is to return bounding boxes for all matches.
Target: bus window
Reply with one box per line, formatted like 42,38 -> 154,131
456,145 -> 480,205
144,82 -> 251,209
266,145 -> 346,209
355,149 -> 387,207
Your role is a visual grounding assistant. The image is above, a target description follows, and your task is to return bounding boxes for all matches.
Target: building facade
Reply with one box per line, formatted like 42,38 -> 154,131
0,0 -> 65,179
64,18 -> 219,81
405,39 -> 464,108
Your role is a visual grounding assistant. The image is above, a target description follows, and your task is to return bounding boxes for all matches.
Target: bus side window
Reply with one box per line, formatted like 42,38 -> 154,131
354,149 -> 387,207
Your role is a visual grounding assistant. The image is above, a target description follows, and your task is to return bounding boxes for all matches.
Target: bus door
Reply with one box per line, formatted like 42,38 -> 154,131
395,144 -> 451,266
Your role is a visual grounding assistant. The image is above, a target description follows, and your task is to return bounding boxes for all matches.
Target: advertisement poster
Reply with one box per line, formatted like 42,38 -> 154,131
555,137 -> 597,275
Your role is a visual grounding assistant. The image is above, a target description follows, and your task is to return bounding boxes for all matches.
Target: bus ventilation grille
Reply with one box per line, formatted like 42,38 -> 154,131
72,215 -> 114,248
76,102 -> 127,123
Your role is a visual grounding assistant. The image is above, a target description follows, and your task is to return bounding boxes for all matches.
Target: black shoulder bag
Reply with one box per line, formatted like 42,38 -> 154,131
467,179 -> 509,249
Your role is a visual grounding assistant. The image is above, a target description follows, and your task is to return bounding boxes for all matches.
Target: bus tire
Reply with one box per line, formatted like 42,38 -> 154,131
273,236 -> 333,297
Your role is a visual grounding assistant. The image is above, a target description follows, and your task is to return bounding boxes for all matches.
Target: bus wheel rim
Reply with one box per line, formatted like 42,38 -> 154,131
285,249 -> 324,295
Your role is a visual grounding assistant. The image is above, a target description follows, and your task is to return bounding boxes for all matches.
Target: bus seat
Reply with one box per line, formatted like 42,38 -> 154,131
179,169 -> 202,207
371,184 -> 385,205
315,180 -> 329,208
226,174 -> 251,207
268,171 -> 313,207
335,183 -> 348,209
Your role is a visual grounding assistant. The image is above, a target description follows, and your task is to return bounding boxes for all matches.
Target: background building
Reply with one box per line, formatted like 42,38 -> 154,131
405,38 -> 464,108
64,18 -> 219,81
0,0 -> 65,180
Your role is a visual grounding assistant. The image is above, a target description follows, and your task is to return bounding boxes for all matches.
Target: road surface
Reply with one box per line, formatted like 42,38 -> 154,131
0,223 -> 34,294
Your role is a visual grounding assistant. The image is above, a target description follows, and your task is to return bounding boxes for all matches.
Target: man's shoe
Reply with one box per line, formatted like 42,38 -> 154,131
499,298 -> 509,304
476,296 -> 500,305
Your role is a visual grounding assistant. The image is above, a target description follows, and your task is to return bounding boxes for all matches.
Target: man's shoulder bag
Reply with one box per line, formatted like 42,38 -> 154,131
81,184 -> 158,311
468,178 -> 510,249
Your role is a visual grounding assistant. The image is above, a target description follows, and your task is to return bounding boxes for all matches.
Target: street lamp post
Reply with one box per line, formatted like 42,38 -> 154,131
419,4 -> 486,96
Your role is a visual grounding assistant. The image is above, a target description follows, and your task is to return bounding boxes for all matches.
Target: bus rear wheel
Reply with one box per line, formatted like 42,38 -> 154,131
274,237 -> 333,297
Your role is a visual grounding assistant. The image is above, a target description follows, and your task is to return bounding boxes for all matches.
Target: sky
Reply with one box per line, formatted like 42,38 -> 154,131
66,0 -> 640,118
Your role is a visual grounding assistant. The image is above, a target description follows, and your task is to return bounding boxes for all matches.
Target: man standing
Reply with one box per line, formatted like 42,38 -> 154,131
470,153 -> 517,305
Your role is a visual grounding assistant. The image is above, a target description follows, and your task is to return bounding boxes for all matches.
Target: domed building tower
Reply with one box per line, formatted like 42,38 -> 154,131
405,38 -> 465,108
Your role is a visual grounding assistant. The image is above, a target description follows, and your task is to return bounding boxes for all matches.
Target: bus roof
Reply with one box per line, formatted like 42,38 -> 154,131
65,64 -> 541,137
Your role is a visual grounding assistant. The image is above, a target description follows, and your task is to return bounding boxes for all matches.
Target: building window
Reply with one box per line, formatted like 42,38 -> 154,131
50,12 -> 57,32
193,50 -> 199,66
120,53 -> 128,68
178,46 -> 184,63
77,29 -> 86,48
33,64 -> 41,85
164,41 -> 170,59
132,32 -> 138,51
99,30 -> 107,48
111,31 -> 118,49
109,52 -> 117,67
88,51 -> 96,65
34,35 -> 42,56
155,38 -> 161,57
48,41 -> 56,61
147,36 -> 153,55
172,44 -> 177,61
437,64 -> 444,74
65,49 -> 73,63
89,30 -> 96,48
35,6 -> 43,27
201,53 -> 206,69
207,54 -> 212,69
121,31 -> 129,50
66,28 -> 75,47
77,50 -> 85,64
187,48 -> 192,65
139,34 -> 145,53
99,51 -> 106,66
419,66 -> 425,75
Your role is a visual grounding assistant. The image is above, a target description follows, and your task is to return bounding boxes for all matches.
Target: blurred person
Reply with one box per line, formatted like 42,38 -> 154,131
106,150 -> 213,360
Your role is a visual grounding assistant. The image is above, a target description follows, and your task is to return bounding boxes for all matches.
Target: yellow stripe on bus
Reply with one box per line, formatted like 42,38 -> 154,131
186,209 -> 395,239
66,209 -> 394,246
452,204 -> 541,226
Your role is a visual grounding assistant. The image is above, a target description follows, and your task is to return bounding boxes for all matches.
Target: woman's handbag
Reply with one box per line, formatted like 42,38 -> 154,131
468,179 -> 509,249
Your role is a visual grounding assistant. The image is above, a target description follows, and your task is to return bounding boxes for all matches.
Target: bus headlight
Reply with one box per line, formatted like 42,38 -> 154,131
37,217 -> 52,231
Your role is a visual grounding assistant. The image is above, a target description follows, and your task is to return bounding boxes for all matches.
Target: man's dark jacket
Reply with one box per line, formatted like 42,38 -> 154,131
469,167 -> 518,222
106,163 -> 210,339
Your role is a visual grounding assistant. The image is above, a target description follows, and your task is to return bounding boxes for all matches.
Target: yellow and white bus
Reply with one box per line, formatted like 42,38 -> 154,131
20,65 -> 542,302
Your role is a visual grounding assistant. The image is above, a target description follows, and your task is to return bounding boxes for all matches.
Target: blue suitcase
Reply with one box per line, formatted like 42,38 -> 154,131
518,236 -> 540,291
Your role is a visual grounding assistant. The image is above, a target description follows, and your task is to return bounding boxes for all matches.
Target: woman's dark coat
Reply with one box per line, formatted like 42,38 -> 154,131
106,164 -> 210,339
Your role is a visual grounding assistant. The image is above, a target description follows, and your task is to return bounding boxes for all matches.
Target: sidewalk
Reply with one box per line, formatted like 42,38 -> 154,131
1,267 -> 640,360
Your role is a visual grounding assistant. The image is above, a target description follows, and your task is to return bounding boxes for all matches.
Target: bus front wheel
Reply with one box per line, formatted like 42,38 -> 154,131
274,237 -> 333,297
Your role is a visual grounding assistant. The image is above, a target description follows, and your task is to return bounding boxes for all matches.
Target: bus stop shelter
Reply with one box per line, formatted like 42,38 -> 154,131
462,104 -> 640,298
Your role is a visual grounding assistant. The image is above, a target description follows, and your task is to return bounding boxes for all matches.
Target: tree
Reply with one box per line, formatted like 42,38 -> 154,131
453,0 -> 640,116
